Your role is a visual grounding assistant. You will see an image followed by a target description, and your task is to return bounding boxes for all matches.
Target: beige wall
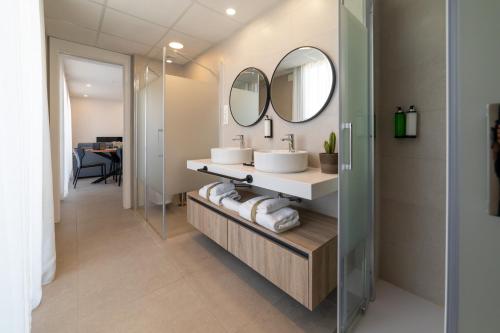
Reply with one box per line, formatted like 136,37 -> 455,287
272,74 -> 293,121
375,0 -> 446,305
165,75 -> 219,196
184,0 -> 339,168
71,97 -> 123,146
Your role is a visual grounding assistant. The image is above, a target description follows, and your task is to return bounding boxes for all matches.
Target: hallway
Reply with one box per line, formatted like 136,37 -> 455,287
32,179 -> 337,333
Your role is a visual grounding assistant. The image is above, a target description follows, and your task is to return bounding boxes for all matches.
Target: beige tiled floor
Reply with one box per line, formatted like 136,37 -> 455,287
32,179 -> 337,333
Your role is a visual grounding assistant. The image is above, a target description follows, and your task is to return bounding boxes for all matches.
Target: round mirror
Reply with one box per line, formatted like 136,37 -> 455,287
270,47 -> 335,123
229,67 -> 270,127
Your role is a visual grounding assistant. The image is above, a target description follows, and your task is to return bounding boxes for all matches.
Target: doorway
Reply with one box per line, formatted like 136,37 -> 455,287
48,37 -> 133,222
60,55 -> 124,198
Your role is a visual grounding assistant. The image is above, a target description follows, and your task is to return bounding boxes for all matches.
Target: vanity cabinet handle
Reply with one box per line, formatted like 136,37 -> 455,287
342,122 -> 353,171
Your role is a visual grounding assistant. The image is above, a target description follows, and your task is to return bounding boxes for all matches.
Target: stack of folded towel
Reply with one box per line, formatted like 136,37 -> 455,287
238,196 -> 300,233
221,197 -> 241,212
198,182 -> 241,206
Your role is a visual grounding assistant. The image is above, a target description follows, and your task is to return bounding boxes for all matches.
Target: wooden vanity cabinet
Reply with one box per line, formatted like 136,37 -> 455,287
187,191 -> 337,310
187,197 -> 228,249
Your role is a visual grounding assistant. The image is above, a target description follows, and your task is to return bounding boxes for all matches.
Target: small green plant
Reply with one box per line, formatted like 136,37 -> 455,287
323,132 -> 336,154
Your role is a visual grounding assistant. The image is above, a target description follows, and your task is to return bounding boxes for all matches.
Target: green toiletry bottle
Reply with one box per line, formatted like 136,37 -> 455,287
394,106 -> 406,138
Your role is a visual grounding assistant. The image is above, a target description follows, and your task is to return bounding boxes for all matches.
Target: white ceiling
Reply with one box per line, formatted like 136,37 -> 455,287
44,0 -> 283,65
63,56 -> 123,101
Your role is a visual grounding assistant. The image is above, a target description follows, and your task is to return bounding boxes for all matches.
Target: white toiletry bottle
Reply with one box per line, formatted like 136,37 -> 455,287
406,105 -> 418,137
264,115 -> 273,138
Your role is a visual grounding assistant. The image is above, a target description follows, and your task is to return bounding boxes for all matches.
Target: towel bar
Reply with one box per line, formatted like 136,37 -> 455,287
197,166 -> 253,183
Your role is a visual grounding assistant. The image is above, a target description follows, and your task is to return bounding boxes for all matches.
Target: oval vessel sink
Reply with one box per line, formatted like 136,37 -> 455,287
254,150 -> 308,173
211,147 -> 253,165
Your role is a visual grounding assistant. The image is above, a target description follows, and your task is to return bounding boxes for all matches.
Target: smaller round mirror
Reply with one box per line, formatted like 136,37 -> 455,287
229,67 -> 270,127
270,47 -> 335,123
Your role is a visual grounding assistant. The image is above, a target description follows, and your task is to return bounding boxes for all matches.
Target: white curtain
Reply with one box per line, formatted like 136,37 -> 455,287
292,66 -> 304,121
292,59 -> 332,121
41,2 -> 56,288
0,0 -> 55,332
61,72 -> 73,199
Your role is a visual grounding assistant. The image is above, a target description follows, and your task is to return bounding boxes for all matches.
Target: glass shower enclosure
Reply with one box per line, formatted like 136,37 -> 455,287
134,53 -> 166,238
338,0 -> 374,332
134,46 -> 219,240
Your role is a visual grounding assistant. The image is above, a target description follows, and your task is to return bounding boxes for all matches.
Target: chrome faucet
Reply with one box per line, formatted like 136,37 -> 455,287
282,134 -> 295,152
232,134 -> 244,148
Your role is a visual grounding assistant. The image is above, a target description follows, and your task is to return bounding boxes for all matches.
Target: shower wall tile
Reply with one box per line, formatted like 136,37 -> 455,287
375,0 -> 446,306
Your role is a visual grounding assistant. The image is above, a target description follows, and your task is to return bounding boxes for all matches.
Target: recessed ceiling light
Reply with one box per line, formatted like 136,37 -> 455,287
169,41 -> 184,50
85,83 -> 92,87
226,8 -> 236,16
83,94 -> 88,98
166,59 -> 173,63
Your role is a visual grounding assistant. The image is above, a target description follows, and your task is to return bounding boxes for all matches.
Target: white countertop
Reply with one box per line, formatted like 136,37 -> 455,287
187,159 -> 338,200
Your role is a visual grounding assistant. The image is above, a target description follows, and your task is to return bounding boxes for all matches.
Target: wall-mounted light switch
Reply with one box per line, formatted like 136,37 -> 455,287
223,105 -> 229,125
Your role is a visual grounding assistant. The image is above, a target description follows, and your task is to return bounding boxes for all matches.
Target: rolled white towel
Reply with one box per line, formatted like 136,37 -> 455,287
238,196 -> 271,221
238,196 -> 289,218
256,197 -> 290,214
255,207 -> 300,233
198,182 -> 235,199
221,197 -> 242,212
210,190 -> 241,206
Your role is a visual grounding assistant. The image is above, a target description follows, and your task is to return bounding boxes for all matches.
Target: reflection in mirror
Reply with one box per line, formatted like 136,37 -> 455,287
489,103 -> 500,216
270,47 -> 335,123
229,67 -> 269,127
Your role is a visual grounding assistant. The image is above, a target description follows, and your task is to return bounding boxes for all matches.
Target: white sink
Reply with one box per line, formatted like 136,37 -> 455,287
254,150 -> 308,173
211,147 -> 253,165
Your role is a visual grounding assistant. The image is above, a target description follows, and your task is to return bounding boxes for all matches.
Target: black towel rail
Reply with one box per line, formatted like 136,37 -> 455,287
197,166 -> 253,183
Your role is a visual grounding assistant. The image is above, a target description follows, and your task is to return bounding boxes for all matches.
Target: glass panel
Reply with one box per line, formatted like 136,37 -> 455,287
135,78 -> 146,220
145,66 -> 166,238
338,0 -> 373,332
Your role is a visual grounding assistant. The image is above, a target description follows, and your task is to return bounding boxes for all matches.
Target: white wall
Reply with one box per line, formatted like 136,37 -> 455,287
71,97 -> 124,146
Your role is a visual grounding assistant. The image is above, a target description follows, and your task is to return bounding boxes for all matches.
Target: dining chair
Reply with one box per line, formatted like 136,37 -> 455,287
73,148 -> 107,188
116,148 -> 123,187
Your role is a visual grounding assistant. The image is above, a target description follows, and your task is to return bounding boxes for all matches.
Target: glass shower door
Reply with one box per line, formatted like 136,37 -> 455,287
338,0 -> 374,332
135,78 -> 146,219
144,65 -> 166,238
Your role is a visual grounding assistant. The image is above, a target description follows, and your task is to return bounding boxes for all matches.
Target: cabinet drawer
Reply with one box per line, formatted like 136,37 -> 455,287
227,221 -> 309,307
187,199 -> 228,249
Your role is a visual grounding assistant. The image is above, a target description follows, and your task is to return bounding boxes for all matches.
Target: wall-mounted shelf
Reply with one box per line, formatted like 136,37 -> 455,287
187,159 -> 338,200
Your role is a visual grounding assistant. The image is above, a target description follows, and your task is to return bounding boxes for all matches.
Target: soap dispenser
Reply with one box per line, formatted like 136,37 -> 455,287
264,115 -> 273,138
394,106 -> 406,138
406,105 -> 418,137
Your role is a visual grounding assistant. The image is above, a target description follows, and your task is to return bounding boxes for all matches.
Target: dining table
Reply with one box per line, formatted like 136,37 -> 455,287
85,148 -> 120,184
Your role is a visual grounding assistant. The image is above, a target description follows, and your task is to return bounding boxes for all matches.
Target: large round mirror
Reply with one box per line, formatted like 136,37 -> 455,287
270,47 -> 335,123
229,67 -> 270,127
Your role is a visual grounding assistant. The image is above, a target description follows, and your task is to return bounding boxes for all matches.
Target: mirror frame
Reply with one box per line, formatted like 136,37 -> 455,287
229,67 -> 270,127
270,46 -> 336,124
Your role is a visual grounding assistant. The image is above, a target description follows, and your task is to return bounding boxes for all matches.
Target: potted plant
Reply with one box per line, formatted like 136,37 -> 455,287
320,132 -> 338,174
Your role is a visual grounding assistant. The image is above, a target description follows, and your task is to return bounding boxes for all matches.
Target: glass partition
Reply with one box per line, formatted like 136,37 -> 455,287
134,64 -> 166,238
134,46 -> 219,240
144,66 -> 165,237
338,0 -> 374,332
135,78 -> 146,220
